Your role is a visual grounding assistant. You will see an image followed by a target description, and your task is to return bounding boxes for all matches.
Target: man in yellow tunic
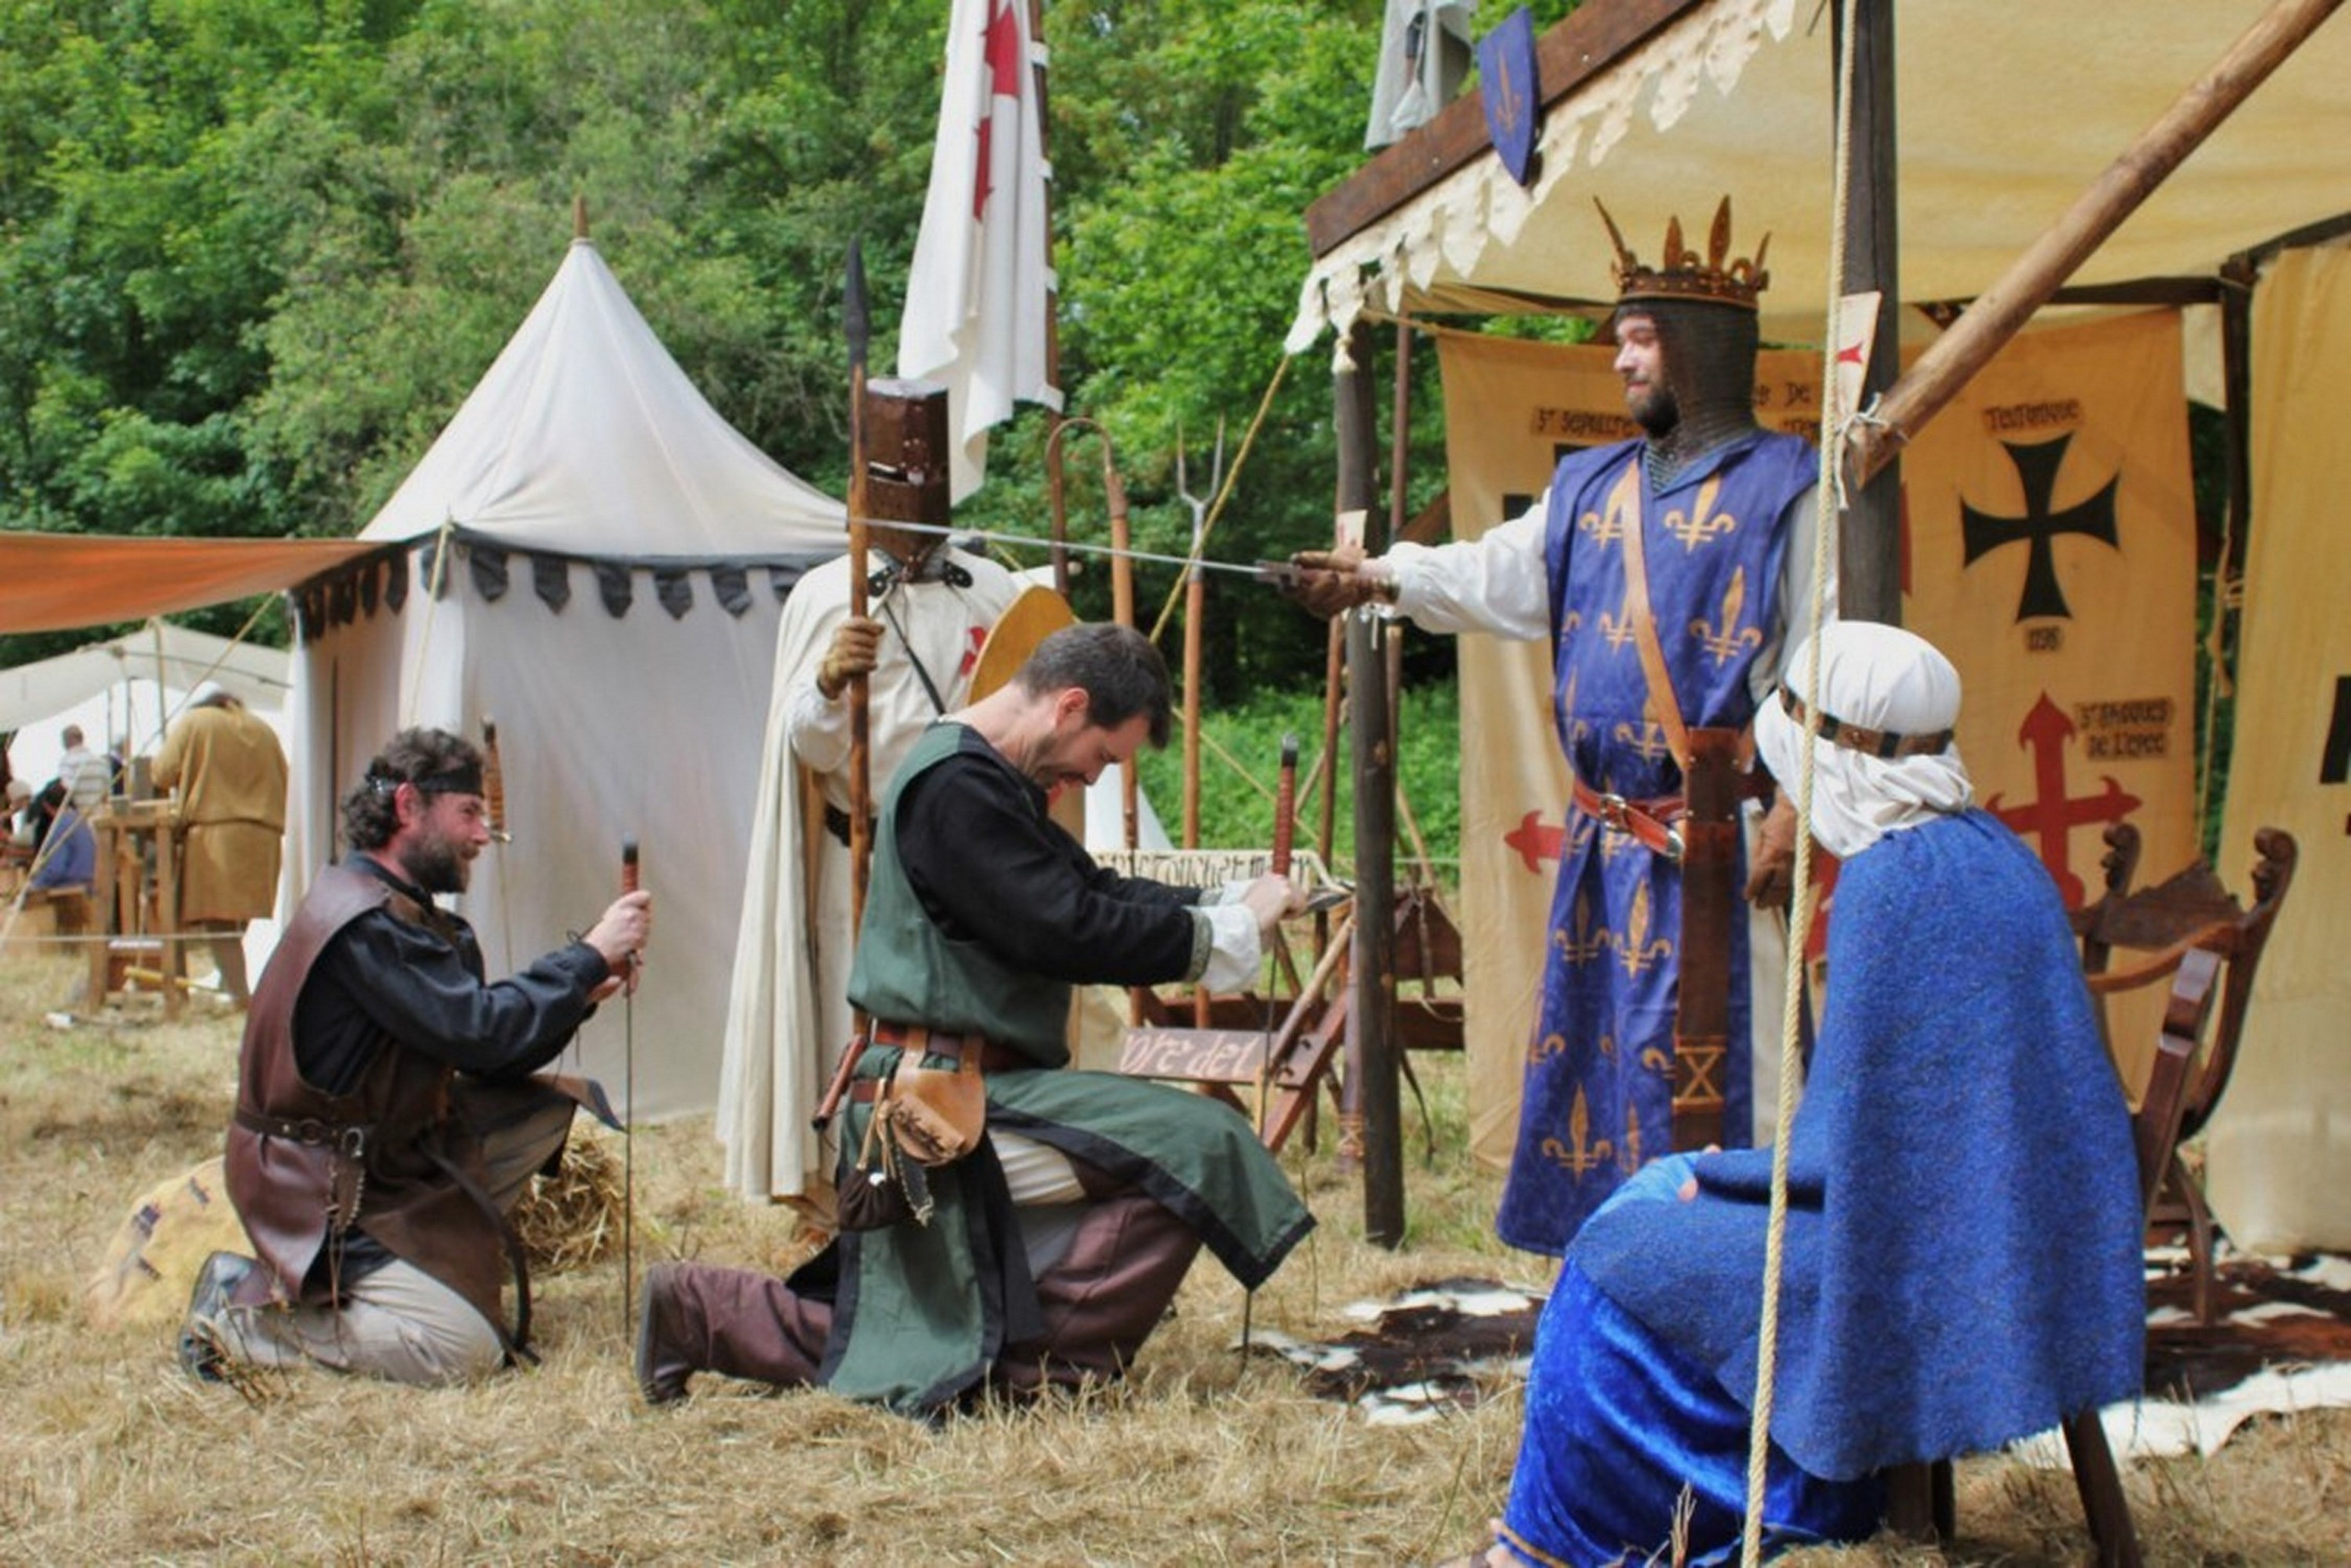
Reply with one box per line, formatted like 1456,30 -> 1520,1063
153,682 -> 289,1004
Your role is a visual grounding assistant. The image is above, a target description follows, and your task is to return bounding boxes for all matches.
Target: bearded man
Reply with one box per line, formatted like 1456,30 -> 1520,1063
640,625 -> 1312,1416
1288,199 -> 1830,1254
179,727 -> 651,1386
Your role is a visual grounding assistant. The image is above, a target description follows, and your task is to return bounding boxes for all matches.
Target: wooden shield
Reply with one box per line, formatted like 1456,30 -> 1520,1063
969,586 -> 1086,838
969,584 -> 1077,701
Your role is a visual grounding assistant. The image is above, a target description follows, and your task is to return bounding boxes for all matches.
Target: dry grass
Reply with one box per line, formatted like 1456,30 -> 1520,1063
3,949 -> 2346,1566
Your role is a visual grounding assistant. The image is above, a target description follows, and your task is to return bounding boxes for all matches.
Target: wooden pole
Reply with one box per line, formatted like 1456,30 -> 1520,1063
1340,321 -> 1403,1247
1030,0 -> 1070,600
844,242 -> 874,938
1835,0 -> 1901,626
1848,0 -> 2344,489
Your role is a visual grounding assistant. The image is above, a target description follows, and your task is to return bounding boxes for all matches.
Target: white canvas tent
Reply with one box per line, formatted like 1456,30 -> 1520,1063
287,234 -> 845,1121
1293,0 -> 2351,1248
2,620 -> 289,782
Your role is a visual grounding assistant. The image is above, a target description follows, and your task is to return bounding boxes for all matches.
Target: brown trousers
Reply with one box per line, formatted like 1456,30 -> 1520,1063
662,1192 -> 1202,1396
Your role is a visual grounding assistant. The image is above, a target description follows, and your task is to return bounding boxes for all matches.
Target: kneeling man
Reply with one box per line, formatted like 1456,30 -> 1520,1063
180,727 -> 651,1386
639,624 -> 1314,1414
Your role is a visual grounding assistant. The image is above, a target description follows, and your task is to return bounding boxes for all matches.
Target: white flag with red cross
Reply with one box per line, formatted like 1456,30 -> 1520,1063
898,0 -> 1061,502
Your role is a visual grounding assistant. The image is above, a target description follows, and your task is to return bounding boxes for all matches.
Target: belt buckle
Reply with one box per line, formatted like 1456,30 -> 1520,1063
1596,790 -> 1631,833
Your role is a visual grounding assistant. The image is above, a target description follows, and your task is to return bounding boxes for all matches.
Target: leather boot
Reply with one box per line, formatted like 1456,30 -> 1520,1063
636,1260 -> 834,1405
179,1250 -> 256,1382
635,1263 -> 698,1405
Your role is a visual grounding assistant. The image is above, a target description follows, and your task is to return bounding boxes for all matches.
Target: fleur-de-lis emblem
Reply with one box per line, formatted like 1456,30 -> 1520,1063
1619,1098 -> 1644,1173
1663,475 -> 1738,550
1560,670 -> 1592,750
1552,893 -> 1613,966
1558,608 -> 1584,647
1640,1045 -> 1672,1078
1541,1084 -> 1614,1177
1528,1031 -> 1569,1066
1612,716 -> 1674,766
1617,882 -> 1674,977
1689,565 -> 1765,668
1577,505 -> 1623,548
1598,583 -> 1640,652
1596,1031 -> 1618,1060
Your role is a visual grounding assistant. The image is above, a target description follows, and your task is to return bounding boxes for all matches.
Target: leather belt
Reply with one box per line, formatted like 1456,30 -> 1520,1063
1568,768 -> 1773,862
850,1022 -> 1028,1101
235,1106 -> 371,1152
1569,774 -> 1688,861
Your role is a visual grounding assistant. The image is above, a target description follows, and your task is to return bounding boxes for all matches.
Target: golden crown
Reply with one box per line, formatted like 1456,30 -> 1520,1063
1595,197 -> 1770,311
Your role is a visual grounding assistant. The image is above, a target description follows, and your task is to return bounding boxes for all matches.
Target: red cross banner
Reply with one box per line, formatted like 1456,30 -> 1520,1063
1435,313 -> 2197,1169
2210,244 -> 2351,1253
898,0 -> 1059,502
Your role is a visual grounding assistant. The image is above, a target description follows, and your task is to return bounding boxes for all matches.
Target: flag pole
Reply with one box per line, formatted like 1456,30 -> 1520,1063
1028,0 -> 1070,600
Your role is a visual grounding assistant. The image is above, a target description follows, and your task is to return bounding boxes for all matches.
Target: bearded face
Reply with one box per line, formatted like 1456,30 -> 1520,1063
397,790 -> 489,894
1610,297 -> 1760,462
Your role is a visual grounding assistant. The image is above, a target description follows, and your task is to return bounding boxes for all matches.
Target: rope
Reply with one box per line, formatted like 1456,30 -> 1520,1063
1739,2 -> 1858,1560
401,518 -> 457,729
1145,352 -> 1293,646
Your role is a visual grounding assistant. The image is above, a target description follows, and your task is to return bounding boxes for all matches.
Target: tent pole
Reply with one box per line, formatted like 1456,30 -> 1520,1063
1340,319 -> 1403,1246
1835,1 -> 1902,628
1849,0 -> 2344,489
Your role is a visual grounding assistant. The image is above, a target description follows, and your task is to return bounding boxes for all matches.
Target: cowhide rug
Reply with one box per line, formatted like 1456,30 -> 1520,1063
1253,1252 -> 2351,1448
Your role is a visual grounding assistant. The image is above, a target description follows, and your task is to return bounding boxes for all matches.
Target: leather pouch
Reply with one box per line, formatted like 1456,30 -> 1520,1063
886,1045 -> 986,1167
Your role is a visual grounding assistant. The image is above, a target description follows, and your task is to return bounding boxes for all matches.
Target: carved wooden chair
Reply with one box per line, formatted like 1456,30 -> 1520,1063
2076,826 -> 2299,1324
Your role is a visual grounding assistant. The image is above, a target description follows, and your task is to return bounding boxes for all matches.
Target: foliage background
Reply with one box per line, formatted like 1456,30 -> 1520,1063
0,0 -> 1576,692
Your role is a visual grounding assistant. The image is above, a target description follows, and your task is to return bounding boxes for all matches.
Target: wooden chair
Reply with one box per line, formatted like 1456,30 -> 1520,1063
1885,831 -> 2238,1566
2077,827 -> 2298,1325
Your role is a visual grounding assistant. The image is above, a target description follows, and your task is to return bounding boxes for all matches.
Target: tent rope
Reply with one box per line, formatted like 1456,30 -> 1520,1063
142,599 -> 276,754
402,518 -> 457,730
1739,0 -> 1860,1561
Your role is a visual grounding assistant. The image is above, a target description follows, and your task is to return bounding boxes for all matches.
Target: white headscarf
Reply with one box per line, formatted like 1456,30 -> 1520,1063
1752,621 -> 1974,860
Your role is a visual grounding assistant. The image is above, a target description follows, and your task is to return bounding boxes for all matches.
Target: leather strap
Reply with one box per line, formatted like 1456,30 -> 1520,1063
867,1021 -> 1027,1073
1609,457 -> 1693,773
1670,728 -> 1743,1154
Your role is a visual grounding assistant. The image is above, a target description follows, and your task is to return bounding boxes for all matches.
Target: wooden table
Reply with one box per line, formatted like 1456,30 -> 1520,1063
88,799 -> 187,1016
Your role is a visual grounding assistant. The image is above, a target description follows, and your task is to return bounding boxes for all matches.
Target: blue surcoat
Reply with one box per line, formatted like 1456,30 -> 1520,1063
1495,430 -> 1815,1255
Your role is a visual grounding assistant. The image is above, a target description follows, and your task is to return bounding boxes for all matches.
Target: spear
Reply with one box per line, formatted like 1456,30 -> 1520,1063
844,239 -> 875,937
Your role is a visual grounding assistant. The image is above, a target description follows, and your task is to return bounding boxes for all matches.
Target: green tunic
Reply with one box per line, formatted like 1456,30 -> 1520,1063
825,723 -> 1313,1413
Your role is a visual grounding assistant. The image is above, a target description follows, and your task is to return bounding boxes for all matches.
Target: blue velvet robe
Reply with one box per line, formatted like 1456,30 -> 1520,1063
1502,811 -> 2146,1563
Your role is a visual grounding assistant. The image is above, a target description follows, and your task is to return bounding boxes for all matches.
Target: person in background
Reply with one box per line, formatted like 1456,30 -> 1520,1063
152,682 -> 290,1005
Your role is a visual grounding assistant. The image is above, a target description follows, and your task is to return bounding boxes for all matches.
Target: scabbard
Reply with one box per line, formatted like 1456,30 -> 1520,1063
1671,727 -> 1742,1153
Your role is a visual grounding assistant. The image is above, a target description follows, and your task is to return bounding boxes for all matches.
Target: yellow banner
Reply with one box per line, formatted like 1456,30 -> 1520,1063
1437,313 -> 2197,1168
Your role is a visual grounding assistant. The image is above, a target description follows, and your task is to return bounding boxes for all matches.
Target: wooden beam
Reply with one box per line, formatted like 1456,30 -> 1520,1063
2232,207 -> 2351,271
1305,0 -> 1706,259
1837,0 -> 1903,627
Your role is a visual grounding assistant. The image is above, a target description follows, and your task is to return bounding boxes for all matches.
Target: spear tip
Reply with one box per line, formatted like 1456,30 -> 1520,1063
844,237 -> 870,370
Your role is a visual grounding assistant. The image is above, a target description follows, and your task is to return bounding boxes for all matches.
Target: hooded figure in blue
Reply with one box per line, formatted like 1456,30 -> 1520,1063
1463,622 -> 2146,1567
1287,198 -> 1828,1253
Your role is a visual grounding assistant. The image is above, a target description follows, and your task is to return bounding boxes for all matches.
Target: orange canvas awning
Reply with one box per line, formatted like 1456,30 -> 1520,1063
0,533 -> 383,636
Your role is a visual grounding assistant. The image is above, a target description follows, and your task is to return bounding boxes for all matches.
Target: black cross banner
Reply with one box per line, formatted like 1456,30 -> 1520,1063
1961,433 -> 2120,623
